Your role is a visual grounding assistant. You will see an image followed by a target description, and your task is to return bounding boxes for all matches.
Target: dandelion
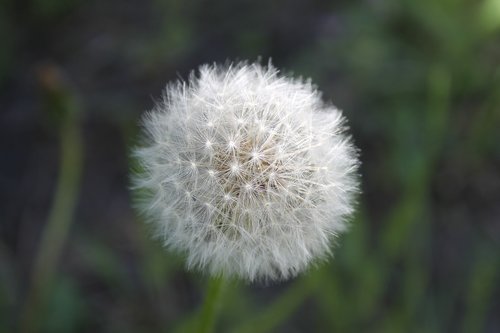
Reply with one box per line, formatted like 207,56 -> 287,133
132,61 -> 359,282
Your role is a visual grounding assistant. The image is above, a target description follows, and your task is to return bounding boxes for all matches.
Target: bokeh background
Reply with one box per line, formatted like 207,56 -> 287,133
1,0 -> 500,332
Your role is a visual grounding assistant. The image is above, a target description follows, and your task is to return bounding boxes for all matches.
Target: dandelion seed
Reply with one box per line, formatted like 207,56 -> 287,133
132,61 -> 360,282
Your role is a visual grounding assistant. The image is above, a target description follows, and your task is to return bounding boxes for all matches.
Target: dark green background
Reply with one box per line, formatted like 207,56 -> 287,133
1,0 -> 499,332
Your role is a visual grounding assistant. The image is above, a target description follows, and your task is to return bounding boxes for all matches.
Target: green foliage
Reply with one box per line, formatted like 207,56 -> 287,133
43,277 -> 87,333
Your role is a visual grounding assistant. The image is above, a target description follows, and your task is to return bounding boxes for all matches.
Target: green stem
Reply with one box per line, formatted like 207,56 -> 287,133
198,276 -> 225,333
232,276 -> 312,333
21,94 -> 83,333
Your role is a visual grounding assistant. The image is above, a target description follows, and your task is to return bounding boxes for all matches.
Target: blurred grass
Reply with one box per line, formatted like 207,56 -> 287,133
21,65 -> 83,333
1,0 -> 499,332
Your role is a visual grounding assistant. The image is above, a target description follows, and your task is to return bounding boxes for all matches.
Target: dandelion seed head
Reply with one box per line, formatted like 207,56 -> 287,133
132,61 -> 360,282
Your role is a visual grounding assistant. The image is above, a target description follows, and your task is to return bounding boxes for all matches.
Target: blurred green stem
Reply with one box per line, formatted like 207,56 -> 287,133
21,79 -> 83,333
232,276 -> 312,333
198,276 -> 225,333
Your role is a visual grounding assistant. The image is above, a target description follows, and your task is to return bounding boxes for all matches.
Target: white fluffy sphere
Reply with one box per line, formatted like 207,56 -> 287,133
132,62 -> 359,281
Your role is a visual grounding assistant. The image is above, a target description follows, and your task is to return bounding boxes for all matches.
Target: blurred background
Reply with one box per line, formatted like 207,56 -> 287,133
1,0 -> 500,332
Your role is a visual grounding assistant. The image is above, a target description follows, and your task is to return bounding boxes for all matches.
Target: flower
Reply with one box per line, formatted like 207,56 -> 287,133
132,61 -> 359,282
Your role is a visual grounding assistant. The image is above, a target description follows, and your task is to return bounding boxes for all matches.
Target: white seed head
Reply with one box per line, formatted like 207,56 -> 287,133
132,61 -> 360,282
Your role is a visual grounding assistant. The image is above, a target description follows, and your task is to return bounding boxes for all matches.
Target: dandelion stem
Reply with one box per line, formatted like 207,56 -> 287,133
232,276 -> 312,333
198,276 -> 225,333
